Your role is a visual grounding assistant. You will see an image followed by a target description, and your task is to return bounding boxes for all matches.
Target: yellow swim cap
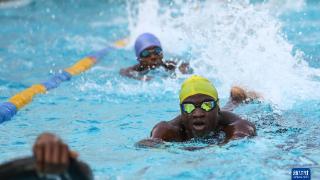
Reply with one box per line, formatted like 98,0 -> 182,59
179,75 -> 218,103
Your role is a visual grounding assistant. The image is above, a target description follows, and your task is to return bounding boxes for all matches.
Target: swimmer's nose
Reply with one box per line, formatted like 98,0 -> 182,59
150,53 -> 157,60
192,108 -> 205,118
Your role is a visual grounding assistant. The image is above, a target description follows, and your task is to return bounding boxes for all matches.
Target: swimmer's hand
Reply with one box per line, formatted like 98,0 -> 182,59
33,133 -> 78,174
162,61 -> 176,71
230,86 -> 262,103
162,61 -> 193,74
178,62 -> 193,74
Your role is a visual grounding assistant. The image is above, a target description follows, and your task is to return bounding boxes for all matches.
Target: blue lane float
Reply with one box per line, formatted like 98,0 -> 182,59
42,71 -> 72,90
0,102 -> 17,123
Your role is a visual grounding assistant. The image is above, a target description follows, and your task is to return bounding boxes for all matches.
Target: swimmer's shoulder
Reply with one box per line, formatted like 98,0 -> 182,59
152,115 -> 182,129
218,110 -> 241,126
150,115 -> 185,141
168,115 -> 183,126
218,110 -> 256,130
218,110 -> 256,140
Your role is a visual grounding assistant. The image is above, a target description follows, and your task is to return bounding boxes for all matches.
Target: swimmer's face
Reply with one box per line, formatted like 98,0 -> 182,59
181,94 -> 219,138
139,46 -> 163,69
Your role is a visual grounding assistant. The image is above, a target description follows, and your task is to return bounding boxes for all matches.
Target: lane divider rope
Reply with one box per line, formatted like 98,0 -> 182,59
0,38 -> 128,123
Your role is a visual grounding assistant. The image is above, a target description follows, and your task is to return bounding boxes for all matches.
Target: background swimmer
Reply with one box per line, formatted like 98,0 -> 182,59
120,33 -> 192,80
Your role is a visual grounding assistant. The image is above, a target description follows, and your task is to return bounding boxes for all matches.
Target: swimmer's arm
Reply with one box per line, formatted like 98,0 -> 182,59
219,111 -> 256,143
221,86 -> 262,111
163,61 -> 193,74
119,67 -> 152,81
33,133 -> 78,174
119,66 -> 138,79
136,120 -> 183,148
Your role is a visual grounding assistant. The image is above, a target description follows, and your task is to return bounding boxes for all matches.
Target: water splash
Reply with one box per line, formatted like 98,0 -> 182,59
261,0 -> 306,14
125,0 -> 320,109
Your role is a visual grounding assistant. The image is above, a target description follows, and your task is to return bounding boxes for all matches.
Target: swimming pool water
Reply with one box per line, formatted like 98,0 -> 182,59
0,0 -> 319,179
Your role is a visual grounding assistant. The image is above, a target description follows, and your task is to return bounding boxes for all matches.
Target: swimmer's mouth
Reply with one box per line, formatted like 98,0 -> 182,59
192,121 -> 206,131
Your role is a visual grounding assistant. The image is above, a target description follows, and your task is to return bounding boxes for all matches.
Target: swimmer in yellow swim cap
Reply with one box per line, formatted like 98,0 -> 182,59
138,75 -> 260,145
120,33 -> 192,81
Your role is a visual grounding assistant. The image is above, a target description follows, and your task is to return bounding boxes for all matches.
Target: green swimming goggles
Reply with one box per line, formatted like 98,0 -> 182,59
181,100 -> 217,114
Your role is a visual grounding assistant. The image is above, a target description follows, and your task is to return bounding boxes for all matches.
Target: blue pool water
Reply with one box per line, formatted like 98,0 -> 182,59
0,0 -> 320,179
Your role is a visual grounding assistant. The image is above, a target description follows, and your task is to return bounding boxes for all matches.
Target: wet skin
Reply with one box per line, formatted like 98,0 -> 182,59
120,46 -> 191,80
142,93 -> 256,145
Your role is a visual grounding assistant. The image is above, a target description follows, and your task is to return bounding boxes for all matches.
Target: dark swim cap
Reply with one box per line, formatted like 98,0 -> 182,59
134,33 -> 162,58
